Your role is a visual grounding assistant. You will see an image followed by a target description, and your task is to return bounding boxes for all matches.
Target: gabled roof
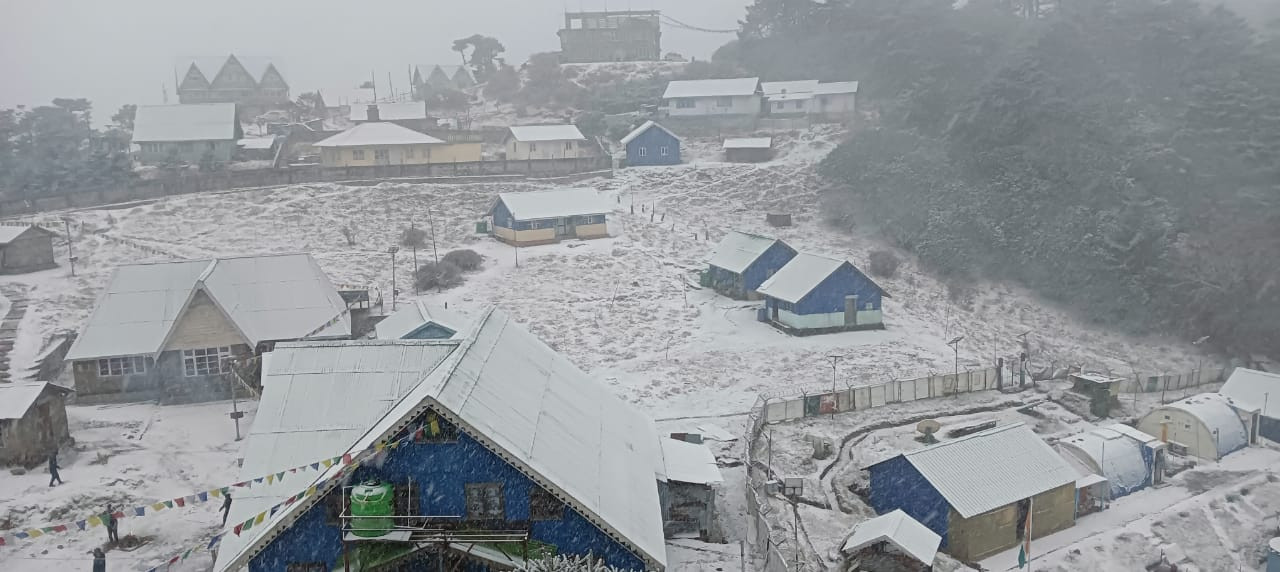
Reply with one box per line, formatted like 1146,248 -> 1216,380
867,423 -> 1077,519
1155,393 -> 1250,456
416,64 -> 476,84
374,301 -> 467,340
313,122 -> 444,148
214,308 -> 667,571
815,81 -> 859,95
1221,368 -> 1280,418
756,252 -> 843,304
132,103 -> 238,143
0,382 -> 72,420
0,225 -> 55,245
620,120 -> 680,146
705,231 -> 787,274
347,102 -> 430,122
663,77 -> 760,99
492,188 -> 611,221
180,55 -> 283,85
660,438 -> 722,485
507,124 -> 586,142
723,137 -> 772,149
761,80 -> 820,97
841,509 -> 940,565
66,253 -> 349,361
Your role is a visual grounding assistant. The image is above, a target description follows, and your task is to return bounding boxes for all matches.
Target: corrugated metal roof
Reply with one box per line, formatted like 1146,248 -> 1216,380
507,124 -> 586,142
494,188 -> 611,221
132,104 -> 238,142
0,225 -> 53,245
215,308 -> 667,571
841,509 -> 940,565
756,252 -> 845,304
347,102 -> 430,122
1105,423 -> 1161,444
66,253 -> 349,361
814,81 -> 859,95
1158,393 -> 1249,456
313,122 -> 444,147
0,382 -> 70,419
374,301 -> 467,340
890,423 -> 1077,519
662,77 -> 759,99
705,231 -> 783,274
761,80 -> 820,97
723,137 -> 772,149
237,137 -> 277,150
619,121 -> 680,146
660,438 -> 722,485
1221,368 -> 1280,418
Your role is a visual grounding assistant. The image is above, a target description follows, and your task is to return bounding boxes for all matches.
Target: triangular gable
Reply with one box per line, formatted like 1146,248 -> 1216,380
153,262 -> 253,356
258,64 -> 288,88
211,55 -> 257,89
178,63 -> 211,91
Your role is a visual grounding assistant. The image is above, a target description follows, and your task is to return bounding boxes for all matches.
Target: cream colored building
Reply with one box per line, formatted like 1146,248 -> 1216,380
315,122 -> 482,167
505,124 -> 592,160
489,188 -> 611,246
1137,393 -> 1251,461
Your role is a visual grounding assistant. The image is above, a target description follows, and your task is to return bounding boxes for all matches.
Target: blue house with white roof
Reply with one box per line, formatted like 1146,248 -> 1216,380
488,188 -> 611,247
704,231 -> 796,300
213,308 -> 668,572
621,121 -> 681,166
756,252 -> 888,334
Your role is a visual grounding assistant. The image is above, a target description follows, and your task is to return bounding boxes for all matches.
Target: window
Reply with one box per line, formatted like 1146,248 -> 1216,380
1184,423 -> 1192,430
564,141 -> 574,151
864,302 -> 873,310
405,147 -> 415,158
659,146 -> 669,156
182,347 -> 232,377
98,356 -> 147,377
528,220 -> 542,230
352,149 -> 365,160
465,483 -> 504,520
795,100 -> 804,110
374,149 -> 389,162
529,487 -> 563,520
286,564 -> 327,572
676,98 -> 695,109
774,101 -> 784,110
716,97 -> 733,108
638,147 -> 648,157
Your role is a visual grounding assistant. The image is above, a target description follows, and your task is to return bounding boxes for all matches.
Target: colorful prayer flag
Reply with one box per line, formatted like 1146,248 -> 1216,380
152,502 -> 166,511
321,459 -> 333,468
342,454 -> 353,465
88,515 -> 102,527
26,529 -> 43,538
163,500 -> 174,509
111,511 -> 124,519
134,506 -> 146,517
184,495 -> 198,504
375,443 -> 386,452
233,523 -> 243,537
269,504 -> 281,517
254,512 -> 265,525
198,492 -> 209,502
305,486 -> 317,498
276,471 -> 286,481
207,534 -> 223,550
75,520 -> 87,531
310,463 -> 320,471
175,497 -> 186,508
210,489 -> 221,498
266,474 -> 275,485
14,532 -> 29,539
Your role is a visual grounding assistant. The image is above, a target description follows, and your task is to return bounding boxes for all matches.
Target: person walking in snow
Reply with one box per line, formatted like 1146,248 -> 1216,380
48,450 -> 63,487
91,548 -> 106,572
220,492 -> 232,526
104,505 -> 119,544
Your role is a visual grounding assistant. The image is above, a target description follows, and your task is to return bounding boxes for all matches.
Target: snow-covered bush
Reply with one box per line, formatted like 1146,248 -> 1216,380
414,261 -> 464,290
441,249 -> 483,272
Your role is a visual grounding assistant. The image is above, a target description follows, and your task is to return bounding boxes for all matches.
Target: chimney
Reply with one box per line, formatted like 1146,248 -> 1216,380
366,104 -> 380,122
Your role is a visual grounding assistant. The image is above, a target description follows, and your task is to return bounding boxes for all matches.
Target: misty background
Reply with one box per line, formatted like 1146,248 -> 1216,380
0,0 -> 748,123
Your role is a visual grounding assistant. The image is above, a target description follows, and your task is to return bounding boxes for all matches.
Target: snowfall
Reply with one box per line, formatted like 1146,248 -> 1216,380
1,120 -> 1260,572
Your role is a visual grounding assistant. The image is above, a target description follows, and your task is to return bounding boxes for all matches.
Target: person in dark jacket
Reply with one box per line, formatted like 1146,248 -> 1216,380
48,451 -> 63,487
104,505 -> 119,544
91,548 -> 106,572
220,491 -> 233,526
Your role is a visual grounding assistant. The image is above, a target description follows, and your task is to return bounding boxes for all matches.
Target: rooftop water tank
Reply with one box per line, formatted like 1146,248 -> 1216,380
349,480 -> 395,538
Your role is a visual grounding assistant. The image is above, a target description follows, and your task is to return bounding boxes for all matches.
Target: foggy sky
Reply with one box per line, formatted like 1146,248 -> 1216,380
0,0 -> 749,123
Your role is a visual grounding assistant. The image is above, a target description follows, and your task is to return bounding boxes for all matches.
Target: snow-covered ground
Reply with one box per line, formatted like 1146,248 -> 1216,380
0,125 -> 1215,569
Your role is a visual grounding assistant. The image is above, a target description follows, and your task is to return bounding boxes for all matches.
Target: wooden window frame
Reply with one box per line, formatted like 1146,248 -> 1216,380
98,356 -> 148,377
465,482 -> 504,520
183,347 -> 232,377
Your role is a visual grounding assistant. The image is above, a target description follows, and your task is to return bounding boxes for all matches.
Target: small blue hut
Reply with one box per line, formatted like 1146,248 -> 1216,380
704,231 -> 797,300
756,252 -> 889,335
621,121 -> 680,167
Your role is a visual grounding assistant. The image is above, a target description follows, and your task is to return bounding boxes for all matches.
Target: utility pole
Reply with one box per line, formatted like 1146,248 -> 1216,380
947,336 -> 964,396
825,355 -> 842,420
388,246 -> 399,311
409,222 -> 420,295
426,206 -> 440,293
61,217 -> 75,276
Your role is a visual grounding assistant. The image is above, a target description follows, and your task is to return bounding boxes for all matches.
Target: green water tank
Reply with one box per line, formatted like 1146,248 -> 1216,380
349,480 -> 395,538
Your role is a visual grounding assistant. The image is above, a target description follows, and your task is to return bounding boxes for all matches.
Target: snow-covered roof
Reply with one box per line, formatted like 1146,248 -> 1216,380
66,253 -> 349,361
347,102 -> 430,122
761,80 -> 820,97
215,308 -> 667,571
374,301 -> 466,340
756,252 -> 844,304
237,137 -> 277,150
1075,473 -> 1108,488
179,56 -> 283,85
871,423 -> 1077,519
619,120 -> 680,146
416,64 -> 475,84
0,382 -> 71,420
132,103 -> 238,142
1106,423 -> 1162,445
1070,372 -> 1126,385
493,188 -> 611,221
723,137 -> 773,150
1221,368 -> 1280,418
814,81 -> 860,95
0,225 -> 53,245
313,122 -> 444,148
507,124 -> 586,142
1158,393 -> 1249,456
841,509 -> 940,565
1058,425 -> 1152,496
705,231 -> 787,274
660,438 -> 722,485
663,77 -> 760,99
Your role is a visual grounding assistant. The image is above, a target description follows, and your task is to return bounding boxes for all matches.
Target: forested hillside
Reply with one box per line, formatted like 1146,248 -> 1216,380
724,0 -> 1280,358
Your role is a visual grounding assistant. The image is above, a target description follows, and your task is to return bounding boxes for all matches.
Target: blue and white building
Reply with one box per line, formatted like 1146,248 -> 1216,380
1220,368 -> 1280,443
704,231 -> 796,300
621,121 -> 680,166
213,308 -> 668,572
756,252 -> 889,334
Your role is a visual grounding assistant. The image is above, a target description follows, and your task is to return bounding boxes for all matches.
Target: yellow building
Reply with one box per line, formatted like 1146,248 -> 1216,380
488,188 -> 611,246
314,122 -> 482,167
505,124 -> 592,160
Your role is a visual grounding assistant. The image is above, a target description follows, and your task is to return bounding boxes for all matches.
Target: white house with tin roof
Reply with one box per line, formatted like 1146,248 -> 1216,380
313,122 -> 480,167
132,103 -> 242,165
661,77 -> 762,117
1220,368 -> 1280,442
761,80 -> 859,118
505,124 -> 593,160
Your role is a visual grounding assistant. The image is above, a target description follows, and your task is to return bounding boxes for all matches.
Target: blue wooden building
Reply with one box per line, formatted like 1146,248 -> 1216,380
488,189 -> 611,247
755,252 -> 889,335
865,424 -> 1078,562
621,121 -> 680,166
213,309 -> 667,572
704,231 -> 796,300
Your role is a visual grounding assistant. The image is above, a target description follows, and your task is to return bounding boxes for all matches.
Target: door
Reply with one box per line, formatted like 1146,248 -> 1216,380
1015,499 -> 1031,540
374,149 -> 390,165
771,301 -> 779,321
555,218 -> 569,237
1152,449 -> 1166,484
844,295 -> 858,325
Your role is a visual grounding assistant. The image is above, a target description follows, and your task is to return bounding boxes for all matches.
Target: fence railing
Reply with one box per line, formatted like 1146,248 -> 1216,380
760,367 -> 1002,426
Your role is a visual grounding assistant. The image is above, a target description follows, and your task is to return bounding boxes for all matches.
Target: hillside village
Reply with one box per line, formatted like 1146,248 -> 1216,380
3,5 -> 1280,572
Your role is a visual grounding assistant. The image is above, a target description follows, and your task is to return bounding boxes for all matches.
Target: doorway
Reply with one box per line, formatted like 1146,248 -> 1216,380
844,295 -> 858,326
1015,498 -> 1031,540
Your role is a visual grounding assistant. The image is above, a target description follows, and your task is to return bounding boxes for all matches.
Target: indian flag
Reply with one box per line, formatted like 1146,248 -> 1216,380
1018,498 -> 1033,568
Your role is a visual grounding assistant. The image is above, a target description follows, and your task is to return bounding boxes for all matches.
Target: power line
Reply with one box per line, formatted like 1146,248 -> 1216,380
660,14 -> 738,34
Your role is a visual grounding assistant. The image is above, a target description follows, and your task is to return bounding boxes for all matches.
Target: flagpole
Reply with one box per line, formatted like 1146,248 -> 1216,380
1027,496 -> 1034,572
